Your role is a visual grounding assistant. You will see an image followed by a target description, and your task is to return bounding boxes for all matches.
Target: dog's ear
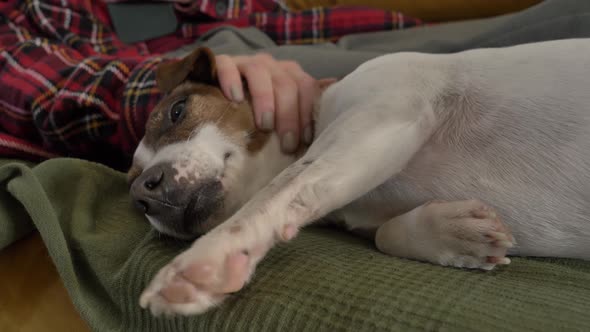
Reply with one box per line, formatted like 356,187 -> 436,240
156,47 -> 218,93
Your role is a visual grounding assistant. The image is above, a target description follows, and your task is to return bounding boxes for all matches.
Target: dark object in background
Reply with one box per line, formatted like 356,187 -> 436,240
107,3 -> 179,43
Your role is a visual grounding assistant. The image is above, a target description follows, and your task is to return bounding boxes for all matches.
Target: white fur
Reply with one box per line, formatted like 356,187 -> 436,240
140,38 -> 590,316
132,139 -> 154,169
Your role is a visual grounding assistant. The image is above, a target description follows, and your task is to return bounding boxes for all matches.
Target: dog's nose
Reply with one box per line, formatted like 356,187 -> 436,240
129,164 -> 224,238
129,164 -> 172,216
142,167 -> 164,192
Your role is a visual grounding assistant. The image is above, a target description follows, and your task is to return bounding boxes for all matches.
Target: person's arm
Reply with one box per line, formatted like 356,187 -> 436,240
0,23 -> 163,164
286,0 -> 543,22
0,38 -> 319,164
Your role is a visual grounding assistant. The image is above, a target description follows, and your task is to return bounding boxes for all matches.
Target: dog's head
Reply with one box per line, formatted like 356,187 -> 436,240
127,48 -> 296,239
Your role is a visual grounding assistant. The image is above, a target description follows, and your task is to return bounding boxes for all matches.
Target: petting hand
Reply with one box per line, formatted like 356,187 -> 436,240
214,53 -> 323,153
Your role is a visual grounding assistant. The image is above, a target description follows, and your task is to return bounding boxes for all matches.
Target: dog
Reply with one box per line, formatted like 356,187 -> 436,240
128,39 -> 590,316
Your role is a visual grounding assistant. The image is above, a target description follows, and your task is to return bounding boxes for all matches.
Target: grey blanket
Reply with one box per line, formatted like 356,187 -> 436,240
169,0 -> 590,79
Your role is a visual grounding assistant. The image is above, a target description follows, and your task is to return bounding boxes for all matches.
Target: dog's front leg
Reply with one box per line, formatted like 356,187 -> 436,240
139,94 -> 436,316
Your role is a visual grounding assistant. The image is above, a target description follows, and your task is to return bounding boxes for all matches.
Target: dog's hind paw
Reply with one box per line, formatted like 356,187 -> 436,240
377,199 -> 516,271
426,199 -> 515,270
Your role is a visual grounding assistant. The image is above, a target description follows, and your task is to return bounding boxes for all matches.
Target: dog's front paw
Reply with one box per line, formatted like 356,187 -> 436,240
139,234 -> 263,316
426,199 -> 515,270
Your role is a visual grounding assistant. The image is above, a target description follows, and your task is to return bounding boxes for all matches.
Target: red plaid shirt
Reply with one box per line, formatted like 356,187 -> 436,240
0,0 -> 423,168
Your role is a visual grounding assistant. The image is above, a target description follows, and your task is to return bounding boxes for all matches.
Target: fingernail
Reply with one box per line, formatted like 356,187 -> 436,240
281,131 -> 297,152
231,84 -> 243,102
303,125 -> 313,144
261,112 -> 274,131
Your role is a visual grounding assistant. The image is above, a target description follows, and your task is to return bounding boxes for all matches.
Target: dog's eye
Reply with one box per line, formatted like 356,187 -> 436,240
169,99 -> 186,123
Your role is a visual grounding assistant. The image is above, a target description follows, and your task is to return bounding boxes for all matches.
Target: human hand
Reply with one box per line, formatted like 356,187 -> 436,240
215,53 -> 324,153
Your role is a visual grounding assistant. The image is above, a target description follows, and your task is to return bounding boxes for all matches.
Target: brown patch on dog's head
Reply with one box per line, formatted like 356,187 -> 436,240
127,47 -> 271,191
143,83 -> 267,150
142,48 -> 269,155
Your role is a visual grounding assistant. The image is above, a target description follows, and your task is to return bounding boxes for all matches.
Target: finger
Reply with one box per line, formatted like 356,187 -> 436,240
216,55 -> 244,102
270,64 -> 300,153
280,61 -> 316,145
238,58 -> 275,131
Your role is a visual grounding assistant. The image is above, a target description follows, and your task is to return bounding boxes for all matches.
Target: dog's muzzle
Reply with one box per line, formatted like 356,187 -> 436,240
129,163 -> 223,239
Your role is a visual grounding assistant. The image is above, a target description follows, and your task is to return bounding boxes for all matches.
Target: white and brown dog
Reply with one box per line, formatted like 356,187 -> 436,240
129,39 -> 590,316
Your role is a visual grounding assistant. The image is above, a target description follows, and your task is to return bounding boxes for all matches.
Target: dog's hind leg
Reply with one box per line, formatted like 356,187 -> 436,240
375,199 -> 515,270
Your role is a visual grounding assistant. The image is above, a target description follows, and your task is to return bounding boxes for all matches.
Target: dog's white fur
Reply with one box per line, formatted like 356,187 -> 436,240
137,38 -> 590,316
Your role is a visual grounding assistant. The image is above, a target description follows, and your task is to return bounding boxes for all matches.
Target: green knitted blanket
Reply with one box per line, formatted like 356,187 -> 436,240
1,158 -> 589,332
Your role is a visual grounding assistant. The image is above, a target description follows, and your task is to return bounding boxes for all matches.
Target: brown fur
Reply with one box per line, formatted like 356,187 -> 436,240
156,47 -> 218,93
143,82 -> 269,152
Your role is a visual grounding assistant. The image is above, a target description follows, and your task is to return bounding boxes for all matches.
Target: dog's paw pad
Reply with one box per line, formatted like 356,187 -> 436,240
278,224 -> 298,242
140,251 -> 252,316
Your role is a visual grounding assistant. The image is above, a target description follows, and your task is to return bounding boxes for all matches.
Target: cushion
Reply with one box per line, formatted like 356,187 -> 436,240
1,158 -> 589,331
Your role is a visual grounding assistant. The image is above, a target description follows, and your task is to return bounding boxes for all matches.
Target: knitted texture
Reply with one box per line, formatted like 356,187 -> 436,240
1,158 -> 589,331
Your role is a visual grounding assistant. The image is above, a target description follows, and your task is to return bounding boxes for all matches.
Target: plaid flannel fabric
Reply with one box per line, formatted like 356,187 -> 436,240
0,0 -> 423,167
